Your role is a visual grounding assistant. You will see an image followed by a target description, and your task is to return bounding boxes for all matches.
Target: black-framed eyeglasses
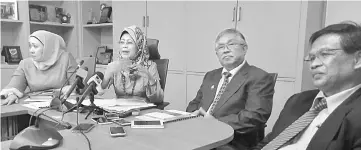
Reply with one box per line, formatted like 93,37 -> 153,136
215,42 -> 246,51
304,48 -> 344,63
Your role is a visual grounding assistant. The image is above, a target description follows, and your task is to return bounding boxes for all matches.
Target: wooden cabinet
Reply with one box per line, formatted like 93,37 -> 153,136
324,1 -> 361,26
80,1 -> 113,58
185,1 -> 238,73
236,1 -> 302,78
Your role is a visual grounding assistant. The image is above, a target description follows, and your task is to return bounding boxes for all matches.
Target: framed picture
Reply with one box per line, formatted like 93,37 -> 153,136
1,46 -> 22,64
0,0 -> 18,20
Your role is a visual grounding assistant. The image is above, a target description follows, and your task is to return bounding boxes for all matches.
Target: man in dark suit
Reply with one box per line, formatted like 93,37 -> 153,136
186,28 -> 275,149
253,21 -> 361,150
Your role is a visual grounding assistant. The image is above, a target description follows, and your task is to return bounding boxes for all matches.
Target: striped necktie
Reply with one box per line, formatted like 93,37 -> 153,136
208,72 -> 232,115
261,97 -> 327,150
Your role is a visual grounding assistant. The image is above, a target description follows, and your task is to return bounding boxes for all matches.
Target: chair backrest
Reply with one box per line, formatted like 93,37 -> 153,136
154,59 -> 169,90
147,38 -> 160,60
269,73 -> 278,88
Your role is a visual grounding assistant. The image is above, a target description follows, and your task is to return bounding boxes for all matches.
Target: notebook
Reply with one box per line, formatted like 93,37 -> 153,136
142,110 -> 201,123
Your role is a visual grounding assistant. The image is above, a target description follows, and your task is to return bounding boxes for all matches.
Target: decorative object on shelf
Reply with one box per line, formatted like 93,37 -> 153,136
99,3 -> 112,24
95,46 -> 113,65
0,0 -> 18,20
60,13 -> 71,24
29,4 -> 47,22
86,8 -> 93,24
54,7 -> 70,24
1,46 -> 22,64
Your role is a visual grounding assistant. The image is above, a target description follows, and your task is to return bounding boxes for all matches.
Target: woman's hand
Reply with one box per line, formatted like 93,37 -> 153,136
1,94 -> 18,105
128,64 -> 152,80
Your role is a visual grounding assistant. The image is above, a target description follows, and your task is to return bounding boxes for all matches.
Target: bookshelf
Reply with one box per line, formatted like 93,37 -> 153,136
79,1 -> 113,59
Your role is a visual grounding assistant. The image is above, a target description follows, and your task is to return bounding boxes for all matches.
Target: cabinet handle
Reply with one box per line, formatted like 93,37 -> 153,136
232,7 -> 236,22
238,6 -> 242,21
146,16 -> 149,27
143,16 -> 145,27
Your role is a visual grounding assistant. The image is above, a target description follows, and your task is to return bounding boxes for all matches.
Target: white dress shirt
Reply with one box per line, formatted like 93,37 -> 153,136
279,83 -> 361,150
206,60 -> 246,114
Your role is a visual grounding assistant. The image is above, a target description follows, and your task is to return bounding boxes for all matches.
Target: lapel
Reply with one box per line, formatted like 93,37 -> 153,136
307,87 -> 361,150
212,62 -> 250,113
203,68 -> 222,110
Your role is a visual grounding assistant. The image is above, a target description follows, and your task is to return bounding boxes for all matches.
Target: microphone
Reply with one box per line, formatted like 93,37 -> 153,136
35,112 -> 72,129
61,67 -> 88,101
65,72 -> 104,114
9,110 -> 69,150
49,60 -> 88,111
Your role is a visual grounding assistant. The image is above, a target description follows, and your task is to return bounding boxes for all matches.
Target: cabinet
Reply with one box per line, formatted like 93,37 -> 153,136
324,1 -> 361,26
80,1 -> 113,58
1,0 -> 79,88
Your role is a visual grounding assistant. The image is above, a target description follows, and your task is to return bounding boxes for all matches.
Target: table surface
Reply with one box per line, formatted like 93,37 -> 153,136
1,101 -> 234,150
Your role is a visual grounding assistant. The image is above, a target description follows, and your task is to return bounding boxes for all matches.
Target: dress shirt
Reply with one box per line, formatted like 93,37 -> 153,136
280,83 -> 361,150
206,60 -> 246,113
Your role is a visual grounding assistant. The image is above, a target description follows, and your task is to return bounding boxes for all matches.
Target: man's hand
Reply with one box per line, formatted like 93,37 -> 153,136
1,94 -> 18,105
192,107 -> 215,119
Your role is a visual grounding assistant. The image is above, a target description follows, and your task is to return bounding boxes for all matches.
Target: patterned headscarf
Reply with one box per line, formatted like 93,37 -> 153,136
119,25 -> 150,67
29,30 -> 65,70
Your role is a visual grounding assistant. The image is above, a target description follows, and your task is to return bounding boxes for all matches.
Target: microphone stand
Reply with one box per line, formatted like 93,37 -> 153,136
80,91 -> 108,119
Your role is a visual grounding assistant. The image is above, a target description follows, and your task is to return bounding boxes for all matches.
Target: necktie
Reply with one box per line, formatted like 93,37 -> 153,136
208,72 -> 232,115
261,97 -> 327,150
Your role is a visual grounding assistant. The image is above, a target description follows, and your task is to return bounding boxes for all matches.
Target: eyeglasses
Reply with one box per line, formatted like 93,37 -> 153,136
118,40 -> 135,45
304,48 -> 344,63
215,42 -> 246,51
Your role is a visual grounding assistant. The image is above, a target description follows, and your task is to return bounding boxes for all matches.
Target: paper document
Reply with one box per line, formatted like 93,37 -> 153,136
144,110 -> 192,121
22,101 -> 50,110
24,98 -> 52,102
66,98 -> 156,112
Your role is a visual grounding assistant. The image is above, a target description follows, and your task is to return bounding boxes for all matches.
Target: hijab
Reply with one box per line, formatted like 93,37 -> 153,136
119,25 -> 150,67
30,30 -> 65,70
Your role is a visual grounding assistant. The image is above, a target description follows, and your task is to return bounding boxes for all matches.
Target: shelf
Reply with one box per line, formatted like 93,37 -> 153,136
1,64 -> 18,69
1,19 -> 23,26
1,19 -> 23,24
29,21 -> 75,28
83,23 -> 113,29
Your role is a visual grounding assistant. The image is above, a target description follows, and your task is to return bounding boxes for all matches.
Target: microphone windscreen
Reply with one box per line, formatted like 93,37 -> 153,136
95,72 -> 104,80
79,60 -> 84,66
76,67 -> 88,80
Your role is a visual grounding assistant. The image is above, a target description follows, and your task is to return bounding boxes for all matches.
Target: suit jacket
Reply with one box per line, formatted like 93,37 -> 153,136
186,62 -> 275,148
254,88 -> 361,150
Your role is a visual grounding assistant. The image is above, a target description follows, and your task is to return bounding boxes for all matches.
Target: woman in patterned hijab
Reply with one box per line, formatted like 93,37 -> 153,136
100,25 -> 164,103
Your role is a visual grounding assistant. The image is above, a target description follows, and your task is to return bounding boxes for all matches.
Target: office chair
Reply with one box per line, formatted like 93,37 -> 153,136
231,73 -> 278,149
147,38 -> 170,109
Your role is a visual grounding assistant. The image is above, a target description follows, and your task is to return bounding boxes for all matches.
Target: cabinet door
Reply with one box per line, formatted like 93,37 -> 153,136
185,1 -> 238,73
325,1 -> 361,26
236,1 -> 302,78
146,1 -> 186,71
112,1 -> 146,60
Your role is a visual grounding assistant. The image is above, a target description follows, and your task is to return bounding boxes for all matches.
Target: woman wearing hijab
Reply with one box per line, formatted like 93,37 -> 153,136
101,25 -> 164,103
0,30 -> 78,105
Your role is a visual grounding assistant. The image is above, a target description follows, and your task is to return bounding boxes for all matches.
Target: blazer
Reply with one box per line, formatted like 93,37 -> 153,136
186,62 -> 275,148
254,88 -> 361,150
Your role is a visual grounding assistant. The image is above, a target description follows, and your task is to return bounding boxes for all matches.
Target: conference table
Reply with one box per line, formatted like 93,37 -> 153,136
1,100 -> 234,150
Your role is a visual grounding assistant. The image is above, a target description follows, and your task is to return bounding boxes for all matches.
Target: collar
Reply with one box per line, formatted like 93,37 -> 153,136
313,83 -> 361,114
222,60 -> 246,77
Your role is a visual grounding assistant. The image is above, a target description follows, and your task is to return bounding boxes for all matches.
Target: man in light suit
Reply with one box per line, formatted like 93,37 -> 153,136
186,28 -> 275,149
253,21 -> 361,150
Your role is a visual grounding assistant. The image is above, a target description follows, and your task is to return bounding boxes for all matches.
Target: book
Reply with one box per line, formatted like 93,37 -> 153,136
143,110 -> 201,123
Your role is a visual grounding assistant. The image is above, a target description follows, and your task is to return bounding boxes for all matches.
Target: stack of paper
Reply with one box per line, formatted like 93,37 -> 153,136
66,98 -> 155,112
139,110 -> 192,121
23,101 -> 51,110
